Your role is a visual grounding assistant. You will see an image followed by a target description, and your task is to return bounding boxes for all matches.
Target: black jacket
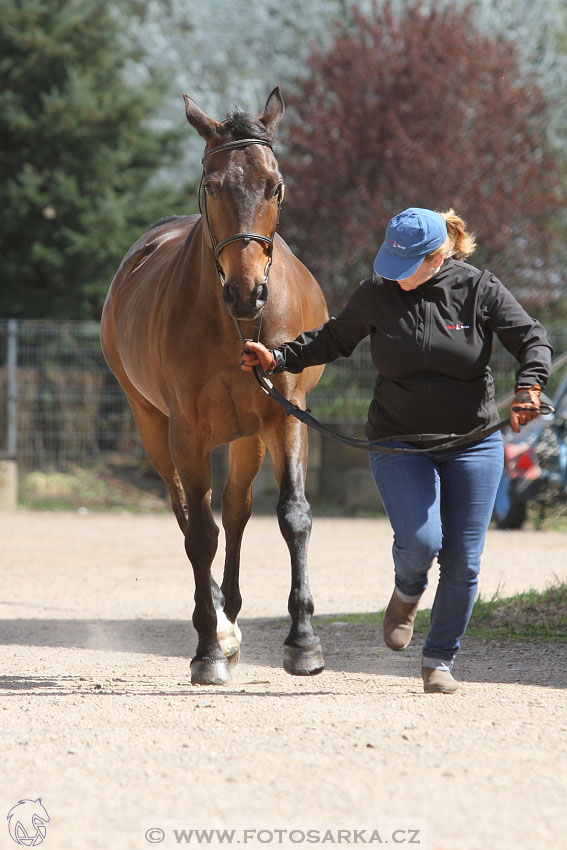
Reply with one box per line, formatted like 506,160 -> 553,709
272,259 -> 552,446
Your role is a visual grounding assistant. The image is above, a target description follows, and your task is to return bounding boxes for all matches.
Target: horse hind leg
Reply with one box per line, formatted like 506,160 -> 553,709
212,589 -> 242,664
217,435 -> 266,663
209,573 -> 242,664
265,422 -> 324,676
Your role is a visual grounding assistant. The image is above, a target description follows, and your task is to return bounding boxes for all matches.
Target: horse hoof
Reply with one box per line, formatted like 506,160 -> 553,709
217,631 -> 241,659
227,648 -> 241,667
283,642 -> 325,676
217,614 -> 242,659
190,656 -> 231,686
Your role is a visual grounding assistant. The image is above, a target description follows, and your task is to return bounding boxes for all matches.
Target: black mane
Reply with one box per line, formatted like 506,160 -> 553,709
150,215 -> 184,229
221,108 -> 271,142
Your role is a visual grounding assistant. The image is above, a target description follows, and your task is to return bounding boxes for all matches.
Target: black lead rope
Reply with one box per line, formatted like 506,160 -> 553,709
245,352 -> 554,455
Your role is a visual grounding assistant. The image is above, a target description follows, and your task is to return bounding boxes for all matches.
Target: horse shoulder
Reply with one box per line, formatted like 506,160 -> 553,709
101,216 -> 202,404
273,234 -> 328,326
112,215 -> 200,283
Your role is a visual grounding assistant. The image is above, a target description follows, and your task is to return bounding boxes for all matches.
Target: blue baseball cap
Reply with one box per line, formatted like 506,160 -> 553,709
373,208 -> 447,280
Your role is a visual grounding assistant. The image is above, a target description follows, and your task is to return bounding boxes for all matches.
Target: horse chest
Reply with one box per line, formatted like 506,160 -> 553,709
182,372 -> 262,447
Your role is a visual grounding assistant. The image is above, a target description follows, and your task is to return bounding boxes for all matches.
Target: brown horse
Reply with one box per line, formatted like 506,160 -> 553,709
101,87 -> 328,685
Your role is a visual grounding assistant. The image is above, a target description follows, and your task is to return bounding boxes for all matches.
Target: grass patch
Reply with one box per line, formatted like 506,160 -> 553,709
466,582 -> 567,640
19,467 -> 168,513
314,581 -> 567,642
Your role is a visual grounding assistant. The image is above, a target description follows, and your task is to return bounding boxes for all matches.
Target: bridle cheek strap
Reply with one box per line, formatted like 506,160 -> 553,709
213,232 -> 274,285
198,138 -> 283,285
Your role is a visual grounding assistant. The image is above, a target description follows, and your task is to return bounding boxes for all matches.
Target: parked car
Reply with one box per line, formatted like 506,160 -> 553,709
492,371 -> 567,529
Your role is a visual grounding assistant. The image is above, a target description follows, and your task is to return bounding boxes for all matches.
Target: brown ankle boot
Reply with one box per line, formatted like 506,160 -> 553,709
421,666 -> 459,694
383,590 -> 420,651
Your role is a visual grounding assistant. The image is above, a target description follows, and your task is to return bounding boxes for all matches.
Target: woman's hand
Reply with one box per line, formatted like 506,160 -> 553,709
240,341 -> 276,372
509,385 -> 541,433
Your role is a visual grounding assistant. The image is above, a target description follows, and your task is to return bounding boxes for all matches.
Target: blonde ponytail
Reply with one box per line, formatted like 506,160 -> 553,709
427,209 -> 476,261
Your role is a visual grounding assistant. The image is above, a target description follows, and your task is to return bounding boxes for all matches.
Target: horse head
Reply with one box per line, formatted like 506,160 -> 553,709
183,88 -> 285,320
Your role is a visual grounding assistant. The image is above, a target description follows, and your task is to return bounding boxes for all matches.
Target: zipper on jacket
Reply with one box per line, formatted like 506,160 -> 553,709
416,299 -> 426,349
424,300 -> 433,427
424,300 -> 432,364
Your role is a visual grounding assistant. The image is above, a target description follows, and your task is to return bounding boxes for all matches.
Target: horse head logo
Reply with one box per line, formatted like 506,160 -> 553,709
7,799 -> 50,846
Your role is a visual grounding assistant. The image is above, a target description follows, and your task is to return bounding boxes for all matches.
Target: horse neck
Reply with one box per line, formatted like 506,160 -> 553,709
179,217 -> 220,305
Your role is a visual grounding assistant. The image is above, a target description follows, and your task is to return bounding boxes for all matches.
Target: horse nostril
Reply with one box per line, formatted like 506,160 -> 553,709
254,283 -> 268,307
222,282 -> 238,306
223,281 -> 267,316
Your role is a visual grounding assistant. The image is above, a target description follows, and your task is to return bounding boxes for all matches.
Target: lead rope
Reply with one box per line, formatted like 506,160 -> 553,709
247,362 -> 554,454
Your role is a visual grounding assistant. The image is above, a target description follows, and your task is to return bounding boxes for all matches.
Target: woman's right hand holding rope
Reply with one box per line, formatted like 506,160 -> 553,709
240,340 -> 276,373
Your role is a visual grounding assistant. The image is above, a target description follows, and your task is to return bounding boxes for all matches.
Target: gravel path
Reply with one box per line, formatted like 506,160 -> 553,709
2,510 -> 566,850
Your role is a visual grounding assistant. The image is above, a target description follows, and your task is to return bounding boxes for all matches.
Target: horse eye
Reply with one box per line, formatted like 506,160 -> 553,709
272,182 -> 285,201
204,182 -> 216,196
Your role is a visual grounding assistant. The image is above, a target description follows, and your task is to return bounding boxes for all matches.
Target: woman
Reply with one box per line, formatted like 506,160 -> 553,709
240,207 -> 552,694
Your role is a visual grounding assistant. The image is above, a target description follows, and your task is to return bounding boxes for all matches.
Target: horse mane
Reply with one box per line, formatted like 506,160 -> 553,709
150,215 -> 185,229
221,108 -> 271,142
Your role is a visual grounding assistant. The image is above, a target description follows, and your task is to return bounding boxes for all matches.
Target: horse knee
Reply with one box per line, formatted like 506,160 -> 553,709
277,494 -> 312,542
288,586 -> 314,619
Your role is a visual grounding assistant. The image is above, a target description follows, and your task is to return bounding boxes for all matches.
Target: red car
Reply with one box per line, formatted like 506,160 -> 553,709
493,373 -> 567,529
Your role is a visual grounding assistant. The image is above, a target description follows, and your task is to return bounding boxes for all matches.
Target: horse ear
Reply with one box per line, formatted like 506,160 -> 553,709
183,94 -> 219,140
259,86 -> 285,138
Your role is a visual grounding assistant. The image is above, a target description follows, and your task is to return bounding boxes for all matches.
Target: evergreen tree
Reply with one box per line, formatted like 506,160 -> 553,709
0,0 -> 189,319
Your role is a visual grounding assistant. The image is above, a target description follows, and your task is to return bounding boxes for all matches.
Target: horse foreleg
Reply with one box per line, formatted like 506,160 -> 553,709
171,435 -> 229,685
266,421 -> 324,676
217,435 -> 266,662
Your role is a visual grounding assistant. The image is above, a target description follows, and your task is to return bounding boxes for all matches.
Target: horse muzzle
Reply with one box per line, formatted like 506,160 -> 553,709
222,281 -> 268,319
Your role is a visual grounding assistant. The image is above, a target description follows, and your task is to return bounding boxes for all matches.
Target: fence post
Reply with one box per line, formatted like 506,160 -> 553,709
7,319 -> 18,456
0,320 -> 18,509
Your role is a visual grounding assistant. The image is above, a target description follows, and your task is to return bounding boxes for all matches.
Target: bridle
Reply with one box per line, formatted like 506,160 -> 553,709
198,137 -> 284,287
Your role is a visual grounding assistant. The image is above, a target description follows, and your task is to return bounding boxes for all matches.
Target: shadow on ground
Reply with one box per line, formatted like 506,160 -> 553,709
1,614 -> 565,691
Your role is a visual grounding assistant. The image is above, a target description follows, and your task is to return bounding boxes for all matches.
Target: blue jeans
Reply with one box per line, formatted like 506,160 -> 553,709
369,432 -> 504,667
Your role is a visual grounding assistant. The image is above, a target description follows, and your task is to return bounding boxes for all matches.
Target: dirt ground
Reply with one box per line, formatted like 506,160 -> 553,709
2,510 -> 566,850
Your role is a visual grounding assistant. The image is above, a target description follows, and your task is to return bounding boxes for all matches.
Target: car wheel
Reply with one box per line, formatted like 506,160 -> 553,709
493,472 -> 527,529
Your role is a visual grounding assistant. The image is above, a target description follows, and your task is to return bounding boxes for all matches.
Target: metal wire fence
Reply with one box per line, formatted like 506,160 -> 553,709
0,320 -> 140,471
1,318 -> 566,472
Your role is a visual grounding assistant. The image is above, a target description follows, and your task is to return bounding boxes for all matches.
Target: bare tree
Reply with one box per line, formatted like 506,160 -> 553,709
279,1 -> 563,308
